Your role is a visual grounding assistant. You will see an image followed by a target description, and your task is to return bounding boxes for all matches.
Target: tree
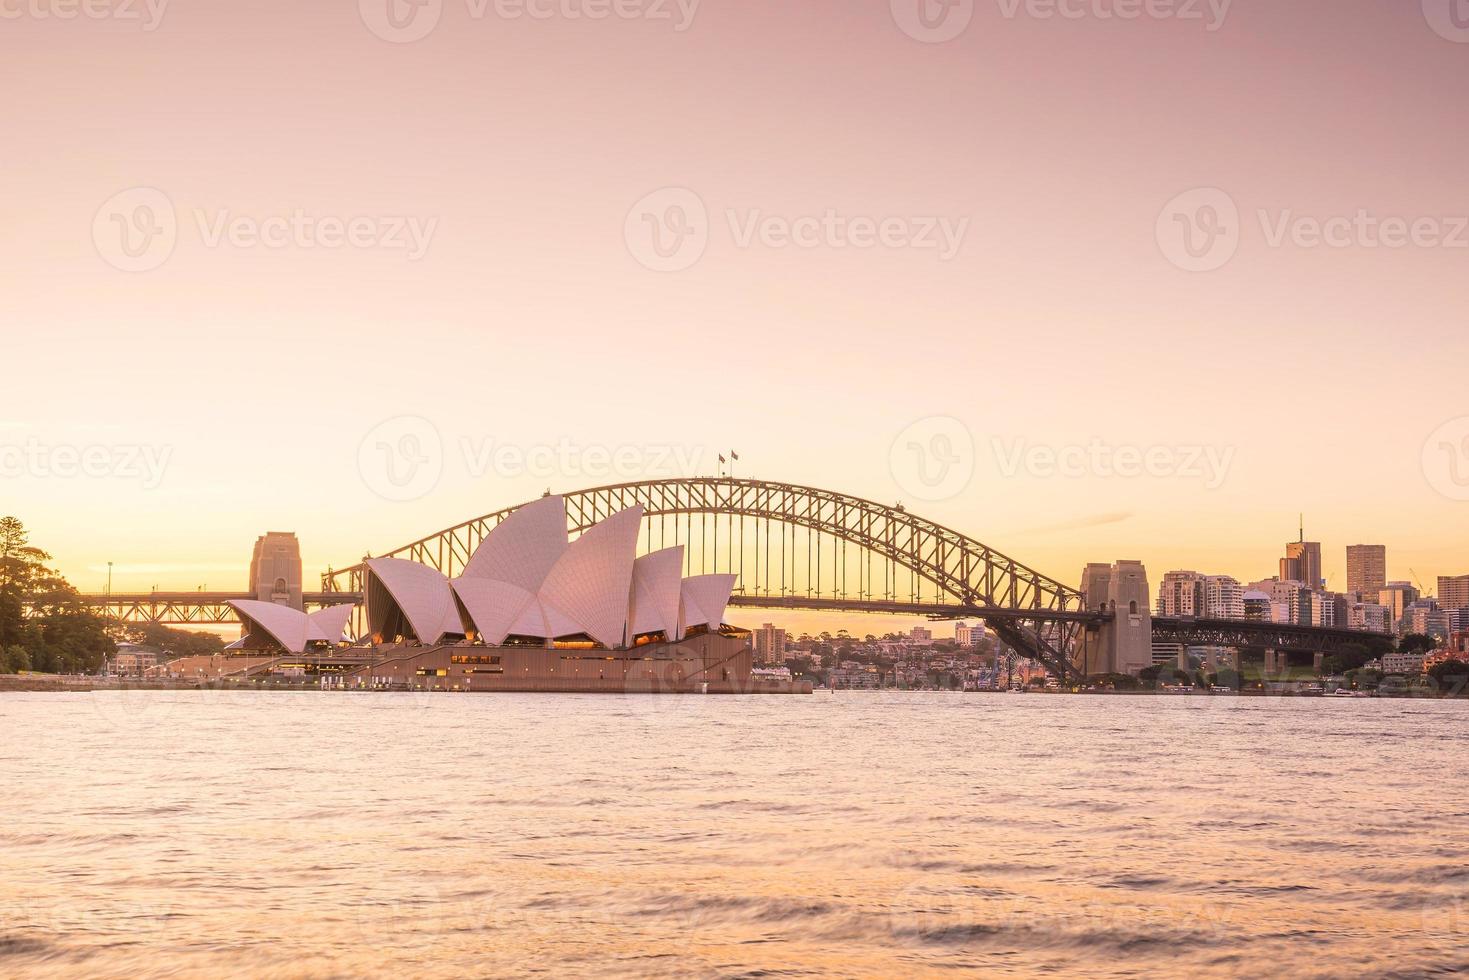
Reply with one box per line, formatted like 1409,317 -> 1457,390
1211,667 -> 1242,691
1427,657 -> 1469,695
0,516 -> 114,674
1138,665 -> 1165,686
2,645 -> 30,673
1400,633 -> 1438,654
121,623 -> 225,659
1325,643 -> 1373,675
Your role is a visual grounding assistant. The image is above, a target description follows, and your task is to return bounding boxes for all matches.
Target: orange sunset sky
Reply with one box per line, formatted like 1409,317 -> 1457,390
3,0 -> 1468,634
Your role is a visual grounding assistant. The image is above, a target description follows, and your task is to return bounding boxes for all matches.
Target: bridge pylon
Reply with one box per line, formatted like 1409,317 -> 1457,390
1078,561 -> 1152,676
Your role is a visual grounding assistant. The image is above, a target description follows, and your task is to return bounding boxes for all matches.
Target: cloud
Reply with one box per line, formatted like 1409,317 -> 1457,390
1017,512 -> 1133,535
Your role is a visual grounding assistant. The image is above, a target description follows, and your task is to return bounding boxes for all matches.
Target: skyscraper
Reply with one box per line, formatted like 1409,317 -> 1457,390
752,623 -> 788,666
1438,574 -> 1469,611
1280,519 -> 1323,589
1346,545 -> 1387,596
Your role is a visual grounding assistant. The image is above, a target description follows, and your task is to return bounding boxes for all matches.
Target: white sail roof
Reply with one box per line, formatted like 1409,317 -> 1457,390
537,505 -> 644,649
227,599 -> 354,654
460,494 -> 568,592
228,599 -> 309,653
630,547 -> 683,641
450,577 -> 537,646
504,596 -> 584,640
366,557 -> 464,644
306,604 -> 355,644
679,574 -> 736,634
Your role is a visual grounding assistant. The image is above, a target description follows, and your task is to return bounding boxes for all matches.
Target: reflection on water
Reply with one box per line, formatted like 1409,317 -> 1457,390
2,691 -> 1467,978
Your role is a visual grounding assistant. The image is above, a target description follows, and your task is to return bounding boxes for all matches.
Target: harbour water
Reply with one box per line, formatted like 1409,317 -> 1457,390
2,691 -> 1467,978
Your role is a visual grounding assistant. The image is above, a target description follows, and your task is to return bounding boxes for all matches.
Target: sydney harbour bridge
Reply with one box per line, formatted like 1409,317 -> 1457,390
78,478 -> 1393,681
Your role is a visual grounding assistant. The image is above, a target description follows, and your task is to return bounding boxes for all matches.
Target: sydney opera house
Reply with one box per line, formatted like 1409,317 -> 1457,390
222,497 -> 803,694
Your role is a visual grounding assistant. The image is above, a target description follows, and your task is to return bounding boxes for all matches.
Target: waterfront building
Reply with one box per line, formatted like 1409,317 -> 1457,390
111,643 -> 159,677
1346,545 -> 1387,596
226,599 -> 356,654
1380,650 -> 1425,675
752,623 -> 788,666
1150,641 -> 1185,667
364,498 -> 734,650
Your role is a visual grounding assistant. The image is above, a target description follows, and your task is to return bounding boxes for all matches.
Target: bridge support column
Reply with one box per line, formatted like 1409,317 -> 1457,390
1313,652 -> 1324,673
1080,561 -> 1151,677
1264,648 -> 1283,676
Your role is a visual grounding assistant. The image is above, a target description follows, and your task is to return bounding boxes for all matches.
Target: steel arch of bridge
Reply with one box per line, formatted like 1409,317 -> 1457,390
324,478 -> 1097,679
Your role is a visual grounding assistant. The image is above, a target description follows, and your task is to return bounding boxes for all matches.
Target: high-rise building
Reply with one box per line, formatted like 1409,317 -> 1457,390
909,626 -> 933,643
1346,545 -> 1387,596
1348,602 -> 1390,633
1406,601 -> 1451,639
752,623 -> 787,666
1203,575 -> 1244,619
1157,571 -> 1204,617
1280,521 -> 1323,590
954,622 -> 986,646
1378,582 -> 1420,630
1242,590 -> 1273,621
1437,574 -> 1469,611
1247,578 -> 1313,625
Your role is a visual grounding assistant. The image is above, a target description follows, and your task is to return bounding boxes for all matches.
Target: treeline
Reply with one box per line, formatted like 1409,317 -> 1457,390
0,516 -> 114,674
